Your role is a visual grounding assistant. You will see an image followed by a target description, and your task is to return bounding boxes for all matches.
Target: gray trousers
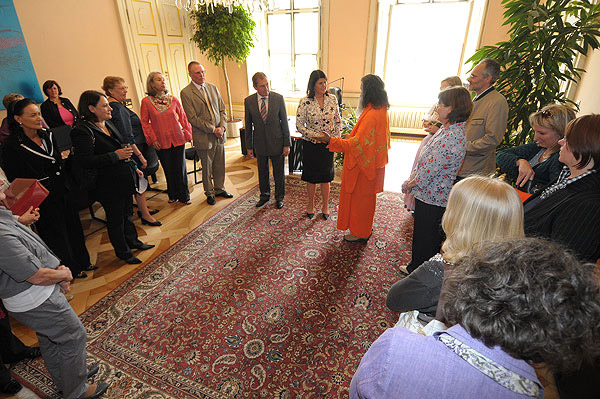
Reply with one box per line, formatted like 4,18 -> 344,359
257,154 -> 285,201
10,286 -> 88,399
197,138 -> 226,197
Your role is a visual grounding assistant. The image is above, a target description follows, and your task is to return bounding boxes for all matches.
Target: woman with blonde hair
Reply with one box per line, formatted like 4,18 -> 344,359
387,175 -> 523,326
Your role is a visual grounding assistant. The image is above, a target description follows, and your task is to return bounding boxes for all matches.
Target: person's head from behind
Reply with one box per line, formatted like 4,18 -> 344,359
359,74 -> 389,110
307,70 -> 327,99
3,93 -> 24,110
441,237 -> 600,373
78,90 -> 111,123
437,86 -> 472,125
528,104 -> 576,152
7,98 -> 43,135
440,76 -> 462,90
441,176 -> 523,263
558,114 -> 600,172
252,72 -> 269,98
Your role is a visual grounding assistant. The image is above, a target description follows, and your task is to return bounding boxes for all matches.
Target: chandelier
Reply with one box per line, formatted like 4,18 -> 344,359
174,0 -> 272,13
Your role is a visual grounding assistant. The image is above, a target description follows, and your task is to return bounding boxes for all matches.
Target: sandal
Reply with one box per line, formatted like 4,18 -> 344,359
75,271 -> 88,279
168,199 -> 177,204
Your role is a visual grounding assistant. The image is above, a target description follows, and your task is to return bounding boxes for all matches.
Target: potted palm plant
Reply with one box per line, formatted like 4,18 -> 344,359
190,5 -> 256,137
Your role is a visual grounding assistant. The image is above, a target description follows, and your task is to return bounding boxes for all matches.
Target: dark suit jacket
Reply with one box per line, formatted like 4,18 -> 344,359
244,92 -> 291,156
524,171 -> 600,263
40,97 -> 79,129
71,120 -> 135,199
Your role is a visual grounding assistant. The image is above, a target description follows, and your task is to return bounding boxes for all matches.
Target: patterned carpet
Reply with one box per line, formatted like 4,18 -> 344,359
13,177 -> 413,399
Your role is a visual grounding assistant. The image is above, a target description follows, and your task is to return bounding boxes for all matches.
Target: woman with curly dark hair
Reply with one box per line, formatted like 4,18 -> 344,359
313,74 -> 390,241
351,238 -> 600,398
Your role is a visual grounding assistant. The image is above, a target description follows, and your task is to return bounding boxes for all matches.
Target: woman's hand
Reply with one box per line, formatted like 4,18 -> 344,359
312,134 -> 330,143
136,168 -> 144,177
423,120 -> 440,134
115,147 -> 133,160
152,141 -> 161,150
401,179 -> 416,194
138,155 -> 147,169
516,159 -> 535,187
18,206 -> 40,226
61,149 -> 71,159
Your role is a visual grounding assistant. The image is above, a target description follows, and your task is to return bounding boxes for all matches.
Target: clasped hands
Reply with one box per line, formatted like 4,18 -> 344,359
57,265 -> 73,294
401,179 -> 416,194
214,126 -> 225,139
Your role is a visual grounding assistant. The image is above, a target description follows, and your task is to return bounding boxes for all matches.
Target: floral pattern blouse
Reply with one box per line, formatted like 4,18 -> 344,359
412,122 -> 466,207
296,94 -> 341,144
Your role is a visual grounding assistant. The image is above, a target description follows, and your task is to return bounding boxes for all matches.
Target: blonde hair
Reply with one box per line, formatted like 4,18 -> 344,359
529,104 -> 576,139
145,72 -> 166,97
102,76 -> 125,95
441,176 -> 524,263
441,76 -> 462,88
2,93 -> 24,109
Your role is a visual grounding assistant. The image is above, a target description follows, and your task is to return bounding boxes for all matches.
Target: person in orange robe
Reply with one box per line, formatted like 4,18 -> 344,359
314,74 -> 391,242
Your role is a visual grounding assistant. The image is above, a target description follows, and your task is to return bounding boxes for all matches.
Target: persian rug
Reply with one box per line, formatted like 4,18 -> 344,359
13,177 -> 414,399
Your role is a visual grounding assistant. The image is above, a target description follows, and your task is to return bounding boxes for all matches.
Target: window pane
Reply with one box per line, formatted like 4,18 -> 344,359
294,12 -> 319,53
270,54 -> 293,92
385,2 -> 469,105
295,54 -> 318,91
267,14 -> 291,53
294,0 -> 319,8
273,0 -> 291,9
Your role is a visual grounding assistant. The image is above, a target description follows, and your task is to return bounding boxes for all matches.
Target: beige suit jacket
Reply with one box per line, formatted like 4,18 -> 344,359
180,82 -> 227,150
459,88 -> 508,177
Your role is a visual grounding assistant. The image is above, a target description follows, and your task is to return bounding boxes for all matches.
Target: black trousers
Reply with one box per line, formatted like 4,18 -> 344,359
157,145 -> 189,202
35,194 -> 90,275
257,154 -> 285,201
97,194 -> 140,259
408,199 -> 446,273
0,303 -> 28,366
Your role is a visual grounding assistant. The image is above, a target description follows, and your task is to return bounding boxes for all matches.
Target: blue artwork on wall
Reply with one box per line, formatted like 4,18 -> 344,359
0,0 -> 44,110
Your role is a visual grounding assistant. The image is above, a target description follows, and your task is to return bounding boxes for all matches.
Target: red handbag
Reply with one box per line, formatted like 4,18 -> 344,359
2,178 -> 49,216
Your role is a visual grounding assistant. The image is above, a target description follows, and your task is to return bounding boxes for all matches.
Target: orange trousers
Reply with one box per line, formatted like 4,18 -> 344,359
337,168 -> 385,238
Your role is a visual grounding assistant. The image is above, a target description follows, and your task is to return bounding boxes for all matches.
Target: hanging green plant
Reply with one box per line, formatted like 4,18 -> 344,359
467,0 -> 600,149
189,5 -> 256,121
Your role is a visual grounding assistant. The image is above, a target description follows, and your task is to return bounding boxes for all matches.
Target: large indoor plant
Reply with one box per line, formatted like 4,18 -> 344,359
467,0 -> 600,149
190,5 -> 256,136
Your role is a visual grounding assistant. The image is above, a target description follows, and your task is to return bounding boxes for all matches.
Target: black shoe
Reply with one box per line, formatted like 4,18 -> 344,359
216,191 -> 233,198
120,256 -> 142,264
306,212 -> 314,219
87,363 -> 100,379
256,198 -> 269,207
207,195 -> 216,205
322,213 -> 329,220
82,264 -> 99,271
79,382 -> 110,399
131,243 -> 155,251
137,210 -> 159,218
75,271 -> 88,279
0,378 -> 22,395
141,217 -> 162,226
276,201 -> 284,209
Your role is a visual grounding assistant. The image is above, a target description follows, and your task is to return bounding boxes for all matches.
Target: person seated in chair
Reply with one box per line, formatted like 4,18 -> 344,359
351,238 -> 600,398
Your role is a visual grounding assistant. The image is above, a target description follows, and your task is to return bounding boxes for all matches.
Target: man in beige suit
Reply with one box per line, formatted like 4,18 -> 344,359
458,58 -> 509,178
180,61 -> 233,205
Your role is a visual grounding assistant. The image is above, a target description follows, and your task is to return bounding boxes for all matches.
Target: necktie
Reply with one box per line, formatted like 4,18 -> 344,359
260,97 -> 267,121
202,86 -> 215,124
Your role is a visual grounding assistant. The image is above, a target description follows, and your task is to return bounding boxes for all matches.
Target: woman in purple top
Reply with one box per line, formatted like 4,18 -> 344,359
351,238 -> 600,398
402,86 -> 472,273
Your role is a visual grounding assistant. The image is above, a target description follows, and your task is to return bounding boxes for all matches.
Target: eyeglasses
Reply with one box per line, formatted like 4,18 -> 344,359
541,110 -> 553,118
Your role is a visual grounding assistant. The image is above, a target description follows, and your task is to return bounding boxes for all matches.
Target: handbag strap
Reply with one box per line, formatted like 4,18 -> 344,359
437,333 -> 542,397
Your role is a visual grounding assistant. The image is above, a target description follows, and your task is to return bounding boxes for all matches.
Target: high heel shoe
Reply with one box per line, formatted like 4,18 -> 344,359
137,209 -> 159,218
322,213 -> 330,220
141,217 -> 162,226
306,212 -> 315,219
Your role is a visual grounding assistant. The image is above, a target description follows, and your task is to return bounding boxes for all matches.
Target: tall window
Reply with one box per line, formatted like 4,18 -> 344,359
375,0 -> 484,106
248,0 -> 320,96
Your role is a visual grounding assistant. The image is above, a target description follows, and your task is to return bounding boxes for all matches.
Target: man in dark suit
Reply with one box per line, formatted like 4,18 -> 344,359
181,61 -> 233,205
244,72 -> 291,209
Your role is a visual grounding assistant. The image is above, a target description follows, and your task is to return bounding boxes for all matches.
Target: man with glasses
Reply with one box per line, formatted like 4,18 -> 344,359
457,58 -> 508,179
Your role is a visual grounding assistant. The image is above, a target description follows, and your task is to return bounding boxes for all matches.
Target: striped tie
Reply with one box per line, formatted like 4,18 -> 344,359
260,97 -> 267,121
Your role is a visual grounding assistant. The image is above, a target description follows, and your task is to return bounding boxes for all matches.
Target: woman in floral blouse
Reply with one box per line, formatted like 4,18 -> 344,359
401,86 -> 472,274
296,70 -> 341,219
140,72 -> 193,204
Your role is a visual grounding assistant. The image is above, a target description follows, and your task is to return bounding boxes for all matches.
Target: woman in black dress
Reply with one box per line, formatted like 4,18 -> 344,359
3,98 -> 93,278
296,70 -> 341,219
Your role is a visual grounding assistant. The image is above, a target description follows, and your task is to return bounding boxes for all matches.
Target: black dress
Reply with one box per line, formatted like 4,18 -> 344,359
2,129 -> 91,275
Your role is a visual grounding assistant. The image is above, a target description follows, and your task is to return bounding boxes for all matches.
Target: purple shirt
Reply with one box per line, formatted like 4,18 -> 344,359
350,324 -> 541,399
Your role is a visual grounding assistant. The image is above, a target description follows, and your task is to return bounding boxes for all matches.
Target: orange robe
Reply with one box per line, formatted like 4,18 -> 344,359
328,105 -> 390,238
